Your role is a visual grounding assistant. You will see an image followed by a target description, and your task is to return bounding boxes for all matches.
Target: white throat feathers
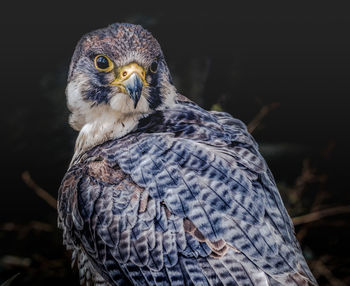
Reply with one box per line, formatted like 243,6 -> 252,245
66,74 -> 177,165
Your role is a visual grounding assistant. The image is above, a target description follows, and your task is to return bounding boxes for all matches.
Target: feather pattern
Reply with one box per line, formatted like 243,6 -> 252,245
58,100 -> 317,285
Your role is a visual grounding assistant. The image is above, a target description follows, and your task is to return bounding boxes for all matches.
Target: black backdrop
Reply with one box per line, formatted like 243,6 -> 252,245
0,1 -> 349,285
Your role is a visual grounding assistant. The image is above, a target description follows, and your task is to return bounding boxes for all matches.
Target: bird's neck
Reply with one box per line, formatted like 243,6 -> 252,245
71,108 -> 146,165
70,89 -> 178,166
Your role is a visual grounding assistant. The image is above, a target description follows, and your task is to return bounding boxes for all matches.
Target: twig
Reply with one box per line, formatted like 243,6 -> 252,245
0,221 -> 54,233
0,256 -> 31,268
21,171 -> 57,210
293,158 -> 329,240
292,205 -> 350,226
247,102 -> 280,133
311,256 -> 347,286
0,273 -> 20,286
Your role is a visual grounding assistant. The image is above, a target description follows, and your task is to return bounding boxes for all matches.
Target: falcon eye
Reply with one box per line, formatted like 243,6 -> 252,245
150,61 -> 158,73
94,55 -> 114,72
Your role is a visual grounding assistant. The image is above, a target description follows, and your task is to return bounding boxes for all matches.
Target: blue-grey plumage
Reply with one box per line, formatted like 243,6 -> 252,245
58,23 -> 317,285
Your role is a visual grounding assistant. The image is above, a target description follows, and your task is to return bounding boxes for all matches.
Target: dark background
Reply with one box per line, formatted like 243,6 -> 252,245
0,1 -> 349,285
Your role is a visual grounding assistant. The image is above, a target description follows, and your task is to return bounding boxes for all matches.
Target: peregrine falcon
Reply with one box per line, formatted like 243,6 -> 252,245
58,23 -> 317,286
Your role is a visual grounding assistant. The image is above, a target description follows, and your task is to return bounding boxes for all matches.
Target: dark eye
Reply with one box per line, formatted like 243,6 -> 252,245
94,55 -> 113,72
150,61 -> 158,73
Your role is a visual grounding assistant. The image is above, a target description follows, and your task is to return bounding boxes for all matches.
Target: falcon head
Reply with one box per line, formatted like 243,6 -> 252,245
66,23 -> 176,131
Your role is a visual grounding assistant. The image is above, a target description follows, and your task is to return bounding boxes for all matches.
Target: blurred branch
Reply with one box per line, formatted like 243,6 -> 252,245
0,273 -> 20,286
0,221 -> 54,240
311,256 -> 347,286
293,205 -> 350,226
247,102 -> 280,133
292,159 -> 328,241
0,221 -> 54,233
21,171 -> 57,210
0,256 -> 31,268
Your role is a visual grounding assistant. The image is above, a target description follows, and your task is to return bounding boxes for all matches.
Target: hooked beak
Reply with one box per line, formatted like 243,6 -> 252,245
110,63 -> 148,108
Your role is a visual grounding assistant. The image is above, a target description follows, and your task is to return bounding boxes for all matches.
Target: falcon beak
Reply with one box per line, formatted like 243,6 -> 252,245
110,63 -> 148,108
